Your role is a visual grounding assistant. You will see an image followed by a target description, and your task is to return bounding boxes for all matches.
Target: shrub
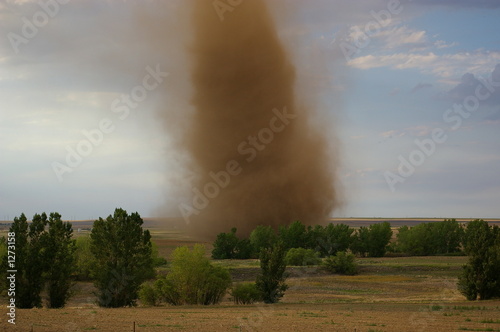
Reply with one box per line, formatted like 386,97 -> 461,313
256,241 -> 289,303
138,282 -> 159,306
160,245 -> 231,305
154,276 -> 182,305
285,248 -> 321,266
230,283 -> 262,304
323,251 -> 358,275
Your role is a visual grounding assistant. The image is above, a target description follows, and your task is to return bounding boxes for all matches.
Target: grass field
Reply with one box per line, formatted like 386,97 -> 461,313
1,221 -> 499,331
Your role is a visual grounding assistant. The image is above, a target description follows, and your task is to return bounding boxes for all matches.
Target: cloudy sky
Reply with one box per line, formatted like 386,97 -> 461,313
1,0 -> 499,221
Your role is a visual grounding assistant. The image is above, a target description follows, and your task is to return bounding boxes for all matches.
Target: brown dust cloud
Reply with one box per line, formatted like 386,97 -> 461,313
151,0 -> 341,239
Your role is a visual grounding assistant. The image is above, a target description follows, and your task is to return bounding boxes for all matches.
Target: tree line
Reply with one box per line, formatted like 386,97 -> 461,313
211,219 -> 500,301
211,219 -> 480,260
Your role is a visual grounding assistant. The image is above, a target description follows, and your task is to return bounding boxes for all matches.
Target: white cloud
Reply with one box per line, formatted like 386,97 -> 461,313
435,39 -> 458,49
348,51 -> 500,81
375,25 -> 428,50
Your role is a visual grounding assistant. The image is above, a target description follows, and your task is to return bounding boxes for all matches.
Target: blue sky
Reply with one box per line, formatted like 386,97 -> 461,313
1,0 -> 499,221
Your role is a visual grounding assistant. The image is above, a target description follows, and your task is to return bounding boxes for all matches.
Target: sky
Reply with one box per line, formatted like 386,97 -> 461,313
1,0 -> 499,221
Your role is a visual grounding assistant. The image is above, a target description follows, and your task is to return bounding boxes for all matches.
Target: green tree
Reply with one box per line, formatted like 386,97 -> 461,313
256,241 -> 289,303
351,222 -> 392,257
458,219 -> 500,300
433,219 -> 464,254
90,208 -> 154,307
313,223 -> 354,257
0,213 -> 48,308
278,221 -> 307,250
43,212 -> 76,308
211,228 -> 252,259
350,226 -> 368,256
395,220 -> 464,256
249,225 -> 276,258
24,213 -> 48,308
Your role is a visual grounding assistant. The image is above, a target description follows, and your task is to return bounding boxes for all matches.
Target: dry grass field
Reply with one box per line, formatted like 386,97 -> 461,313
1,219 -> 499,331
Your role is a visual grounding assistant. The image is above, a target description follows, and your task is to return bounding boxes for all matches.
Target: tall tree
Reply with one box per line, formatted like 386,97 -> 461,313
24,213 -> 48,308
458,219 -> 500,300
90,208 -> 154,307
44,212 -> 76,308
256,241 -> 289,303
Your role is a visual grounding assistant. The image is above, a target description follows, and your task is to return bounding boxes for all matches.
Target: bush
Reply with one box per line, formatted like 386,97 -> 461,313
154,277 -> 182,306
285,248 -> 321,266
256,241 -> 289,303
230,283 -> 262,304
138,282 -> 159,306
159,245 -> 231,305
323,251 -> 358,275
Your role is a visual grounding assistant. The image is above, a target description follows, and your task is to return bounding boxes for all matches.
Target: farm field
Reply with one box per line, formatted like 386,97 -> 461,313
3,300 -> 500,332
1,223 -> 500,332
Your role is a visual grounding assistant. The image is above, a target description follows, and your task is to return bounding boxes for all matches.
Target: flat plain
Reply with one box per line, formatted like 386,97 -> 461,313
1,218 -> 499,331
